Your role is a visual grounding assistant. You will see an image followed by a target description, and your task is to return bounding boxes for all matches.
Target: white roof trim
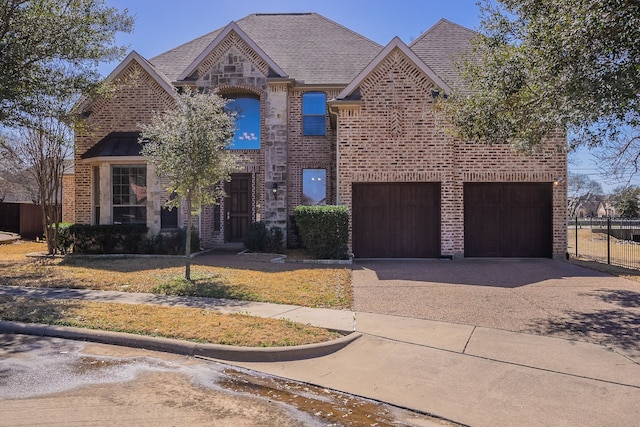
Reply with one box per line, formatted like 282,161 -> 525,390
178,21 -> 288,81
337,37 -> 451,100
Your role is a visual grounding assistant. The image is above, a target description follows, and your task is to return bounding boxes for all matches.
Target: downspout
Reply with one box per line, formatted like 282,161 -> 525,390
329,104 -> 340,204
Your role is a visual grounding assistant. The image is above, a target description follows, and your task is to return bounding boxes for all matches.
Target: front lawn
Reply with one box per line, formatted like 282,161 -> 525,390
0,295 -> 340,347
0,241 -> 352,347
0,241 -> 352,309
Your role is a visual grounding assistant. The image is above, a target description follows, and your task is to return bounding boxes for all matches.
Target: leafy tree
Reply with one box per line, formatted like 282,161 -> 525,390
140,89 -> 237,279
0,0 -> 134,126
567,172 -> 603,218
437,0 -> 640,160
609,186 -> 640,219
0,98 -> 73,254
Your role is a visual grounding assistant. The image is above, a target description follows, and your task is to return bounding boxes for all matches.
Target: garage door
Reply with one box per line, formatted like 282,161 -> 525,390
464,183 -> 552,257
352,183 -> 440,258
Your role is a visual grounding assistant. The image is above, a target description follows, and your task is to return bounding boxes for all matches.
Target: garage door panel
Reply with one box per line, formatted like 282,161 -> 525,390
465,183 -> 552,258
353,183 -> 440,258
466,205 -> 503,256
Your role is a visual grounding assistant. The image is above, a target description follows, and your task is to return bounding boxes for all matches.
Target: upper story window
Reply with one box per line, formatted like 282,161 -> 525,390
226,96 -> 260,150
302,92 -> 326,136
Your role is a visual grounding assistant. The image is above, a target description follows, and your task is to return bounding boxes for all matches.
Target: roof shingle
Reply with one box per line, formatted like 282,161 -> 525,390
150,13 -> 383,85
409,18 -> 478,90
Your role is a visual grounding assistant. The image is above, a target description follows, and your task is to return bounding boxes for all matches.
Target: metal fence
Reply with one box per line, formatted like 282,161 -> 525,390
568,217 -> 640,270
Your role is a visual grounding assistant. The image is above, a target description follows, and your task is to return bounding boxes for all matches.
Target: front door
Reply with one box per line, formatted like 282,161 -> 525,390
226,174 -> 251,242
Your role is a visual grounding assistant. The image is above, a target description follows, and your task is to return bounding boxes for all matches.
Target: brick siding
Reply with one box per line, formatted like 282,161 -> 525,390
335,48 -> 567,258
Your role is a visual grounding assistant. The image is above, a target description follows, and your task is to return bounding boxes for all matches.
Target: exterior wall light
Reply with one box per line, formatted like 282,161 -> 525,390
272,183 -> 278,199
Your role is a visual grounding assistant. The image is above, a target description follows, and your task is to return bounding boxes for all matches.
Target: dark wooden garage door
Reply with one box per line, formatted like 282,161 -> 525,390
464,183 -> 552,257
352,183 -> 440,258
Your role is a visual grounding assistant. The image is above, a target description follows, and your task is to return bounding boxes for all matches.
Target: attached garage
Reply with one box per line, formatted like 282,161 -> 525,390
352,182 -> 440,258
464,183 -> 552,258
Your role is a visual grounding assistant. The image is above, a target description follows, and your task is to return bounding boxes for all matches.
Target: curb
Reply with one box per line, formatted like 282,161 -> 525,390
0,321 -> 362,362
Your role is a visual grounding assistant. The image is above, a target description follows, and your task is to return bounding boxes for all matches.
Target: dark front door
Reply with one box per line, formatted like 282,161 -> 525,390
352,182 -> 441,258
226,174 -> 251,242
464,182 -> 552,257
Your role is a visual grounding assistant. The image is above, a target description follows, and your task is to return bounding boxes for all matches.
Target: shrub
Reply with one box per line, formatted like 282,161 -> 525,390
244,221 -> 269,252
69,224 -> 149,254
243,221 -> 284,253
266,226 -> 284,253
55,222 -> 74,254
294,205 -> 349,259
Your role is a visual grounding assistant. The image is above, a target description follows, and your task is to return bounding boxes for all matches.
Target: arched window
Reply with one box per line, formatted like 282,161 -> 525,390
302,92 -> 326,136
226,96 -> 260,149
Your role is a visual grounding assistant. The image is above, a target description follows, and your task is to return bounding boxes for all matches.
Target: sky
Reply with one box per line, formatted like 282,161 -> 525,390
100,0 -> 629,193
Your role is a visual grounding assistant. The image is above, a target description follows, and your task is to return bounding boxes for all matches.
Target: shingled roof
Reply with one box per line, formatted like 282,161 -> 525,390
150,13 -> 383,85
409,18 -> 478,90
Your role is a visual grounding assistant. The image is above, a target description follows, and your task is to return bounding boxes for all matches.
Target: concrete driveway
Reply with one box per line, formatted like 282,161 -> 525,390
352,258 -> 640,360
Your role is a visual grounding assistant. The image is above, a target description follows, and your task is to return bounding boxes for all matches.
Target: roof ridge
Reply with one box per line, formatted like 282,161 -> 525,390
150,28 -> 221,62
253,12 -> 314,16
311,12 -> 383,49
409,18 -> 477,48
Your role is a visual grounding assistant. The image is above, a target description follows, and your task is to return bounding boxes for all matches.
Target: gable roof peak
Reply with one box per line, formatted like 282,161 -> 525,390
76,50 -> 175,113
337,36 -> 450,100
409,18 -> 477,48
177,20 -> 287,81
409,18 -> 477,89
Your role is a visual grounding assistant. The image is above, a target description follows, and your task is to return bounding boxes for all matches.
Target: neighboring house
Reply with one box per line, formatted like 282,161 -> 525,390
573,195 -> 616,218
69,13 -> 567,259
0,160 -> 73,238
0,173 -> 42,239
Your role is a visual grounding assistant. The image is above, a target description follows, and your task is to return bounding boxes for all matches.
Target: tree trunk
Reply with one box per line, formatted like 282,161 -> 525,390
185,192 -> 192,280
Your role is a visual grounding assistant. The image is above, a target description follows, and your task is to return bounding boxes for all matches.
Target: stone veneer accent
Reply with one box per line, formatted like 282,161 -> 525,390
334,47 -> 567,258
196,33 -> 290,240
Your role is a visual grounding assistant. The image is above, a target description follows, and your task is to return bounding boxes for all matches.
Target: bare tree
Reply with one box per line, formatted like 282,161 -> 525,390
0,102 -> 73,254
567,172 -> 604,218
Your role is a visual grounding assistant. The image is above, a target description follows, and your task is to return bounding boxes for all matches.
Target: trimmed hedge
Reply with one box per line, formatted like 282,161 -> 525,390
66,224 -> 200,255
70,224 -> 149,254
294,205 -> 349,259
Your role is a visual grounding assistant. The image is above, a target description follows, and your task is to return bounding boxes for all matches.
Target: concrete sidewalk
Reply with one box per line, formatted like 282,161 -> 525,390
0,232 -> 20,244
2,284 -> 639,426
